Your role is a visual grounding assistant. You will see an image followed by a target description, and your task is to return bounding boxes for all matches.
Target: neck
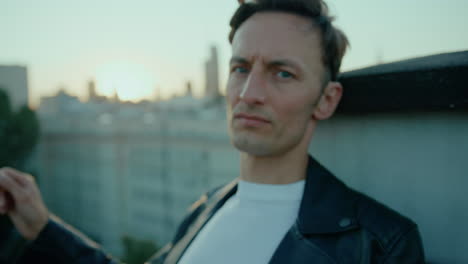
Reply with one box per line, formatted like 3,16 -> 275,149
239,122 -> 315,185
239,151 -> 309,184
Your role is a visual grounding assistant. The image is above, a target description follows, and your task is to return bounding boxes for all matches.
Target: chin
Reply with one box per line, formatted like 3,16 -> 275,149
230,134 -> 275,156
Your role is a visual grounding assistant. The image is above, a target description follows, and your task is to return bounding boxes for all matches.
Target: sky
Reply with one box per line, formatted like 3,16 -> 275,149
1,0 -> 467,107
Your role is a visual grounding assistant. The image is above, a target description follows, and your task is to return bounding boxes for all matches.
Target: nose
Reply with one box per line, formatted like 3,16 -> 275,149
239,67 -> 267,105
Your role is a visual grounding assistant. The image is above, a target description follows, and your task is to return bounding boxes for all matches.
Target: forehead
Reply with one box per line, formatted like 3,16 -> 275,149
231,12 -> 323,70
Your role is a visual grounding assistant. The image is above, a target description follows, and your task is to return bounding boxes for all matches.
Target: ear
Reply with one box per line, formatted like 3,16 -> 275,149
312,82 -> 343,120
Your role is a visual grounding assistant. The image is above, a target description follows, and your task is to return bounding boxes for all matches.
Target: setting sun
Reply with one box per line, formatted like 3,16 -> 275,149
95,62 -> 156,102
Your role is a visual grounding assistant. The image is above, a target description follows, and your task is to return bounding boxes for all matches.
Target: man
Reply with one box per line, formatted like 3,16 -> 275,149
0,0 -> 425,263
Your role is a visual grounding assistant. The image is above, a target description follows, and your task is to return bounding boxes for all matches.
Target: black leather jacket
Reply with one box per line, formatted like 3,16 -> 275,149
15,156 -> 425,263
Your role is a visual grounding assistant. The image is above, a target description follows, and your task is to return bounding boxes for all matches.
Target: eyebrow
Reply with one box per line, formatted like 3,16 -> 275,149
268,59 -> 303,71
230,56 -> 304,71
229,56 -> 249,65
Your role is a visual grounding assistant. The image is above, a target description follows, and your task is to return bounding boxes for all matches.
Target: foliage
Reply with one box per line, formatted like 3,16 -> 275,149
121,235 -> 159,264
0,88 -> 40,260
0,88 -> 40,169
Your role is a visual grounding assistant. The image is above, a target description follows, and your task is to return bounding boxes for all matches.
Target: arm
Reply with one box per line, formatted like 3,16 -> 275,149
0,167 -> 121,264
18,215 -> 119,264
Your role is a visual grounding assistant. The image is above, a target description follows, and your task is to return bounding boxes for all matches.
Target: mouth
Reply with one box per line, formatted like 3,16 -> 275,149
233,113 -> 271,127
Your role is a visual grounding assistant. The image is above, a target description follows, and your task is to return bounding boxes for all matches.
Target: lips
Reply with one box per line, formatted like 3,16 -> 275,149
234,113 -> 271,127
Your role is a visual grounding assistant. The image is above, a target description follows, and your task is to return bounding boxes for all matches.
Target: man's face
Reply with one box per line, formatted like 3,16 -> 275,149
226,12 -> 328,156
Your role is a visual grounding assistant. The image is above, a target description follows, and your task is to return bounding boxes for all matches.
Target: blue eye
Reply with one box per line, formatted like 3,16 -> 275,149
277,71 -> 293,79
233,66 -> 249,74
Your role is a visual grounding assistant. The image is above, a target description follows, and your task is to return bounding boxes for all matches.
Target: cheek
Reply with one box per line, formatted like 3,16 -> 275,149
226,79 -> 241,108
275,95 -> 315,123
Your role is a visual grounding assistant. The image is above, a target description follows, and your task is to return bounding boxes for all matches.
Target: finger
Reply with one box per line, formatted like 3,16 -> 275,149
0,170 -> 27,204
4,169 -> 40,200
0,187 -> 15,213
2,167 -> 34,187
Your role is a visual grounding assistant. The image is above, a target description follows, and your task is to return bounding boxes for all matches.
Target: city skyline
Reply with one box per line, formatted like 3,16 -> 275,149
1,0 -> 467,107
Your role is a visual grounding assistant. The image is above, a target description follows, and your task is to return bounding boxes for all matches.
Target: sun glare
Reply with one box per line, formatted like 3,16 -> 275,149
95,62 -> 156,102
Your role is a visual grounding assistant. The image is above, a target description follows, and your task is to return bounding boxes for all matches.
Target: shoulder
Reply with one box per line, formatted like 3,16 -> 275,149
171,184 -> 226,242
350,187 -> 419,252
188,185 -> 224,212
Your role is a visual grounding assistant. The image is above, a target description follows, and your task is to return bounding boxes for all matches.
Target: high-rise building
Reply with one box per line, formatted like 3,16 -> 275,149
87,80 -> 107,103
88,80 -> 98,100
186,81 -> 193,97
204,46 -> 220,98
0,65 -> 29,108
37,105 -> 238,256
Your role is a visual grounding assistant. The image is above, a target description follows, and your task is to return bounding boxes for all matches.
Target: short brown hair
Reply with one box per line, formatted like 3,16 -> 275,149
229,0 -> 349,82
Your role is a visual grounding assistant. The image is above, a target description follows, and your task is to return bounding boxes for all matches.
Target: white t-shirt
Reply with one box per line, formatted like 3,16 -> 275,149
178,179 -> 305,264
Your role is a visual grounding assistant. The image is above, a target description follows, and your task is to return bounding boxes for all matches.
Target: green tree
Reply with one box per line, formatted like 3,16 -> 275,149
0,88 -> 40,169
0,89 -> 12,165
121,235 -> 159,264
0,88 -> 40,262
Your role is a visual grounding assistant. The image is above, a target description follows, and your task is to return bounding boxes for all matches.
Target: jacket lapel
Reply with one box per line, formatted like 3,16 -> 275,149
269,156 -> 361,263
163,179 -> 238,264
297,156 -> 360,235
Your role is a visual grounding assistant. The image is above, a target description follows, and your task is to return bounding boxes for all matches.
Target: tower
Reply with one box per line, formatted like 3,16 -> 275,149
88,80 -> 97,101
204,46 -> 220,98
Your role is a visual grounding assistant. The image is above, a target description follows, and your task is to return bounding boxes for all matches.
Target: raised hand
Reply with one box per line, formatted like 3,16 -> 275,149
0,167 -> 49,241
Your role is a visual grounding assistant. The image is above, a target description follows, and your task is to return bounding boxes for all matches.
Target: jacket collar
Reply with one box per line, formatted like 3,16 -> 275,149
296,155 -> 360,234
205,155 -> 360,235
166,155 -> 360,263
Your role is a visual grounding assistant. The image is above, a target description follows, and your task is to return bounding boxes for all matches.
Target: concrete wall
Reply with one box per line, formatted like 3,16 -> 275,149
311,112 -> 468,264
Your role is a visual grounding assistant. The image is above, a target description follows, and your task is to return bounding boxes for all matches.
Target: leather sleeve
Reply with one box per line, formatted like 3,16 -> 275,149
383,225 -> 426,264
17,215 -> 120,264
16,187 -> 220,264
